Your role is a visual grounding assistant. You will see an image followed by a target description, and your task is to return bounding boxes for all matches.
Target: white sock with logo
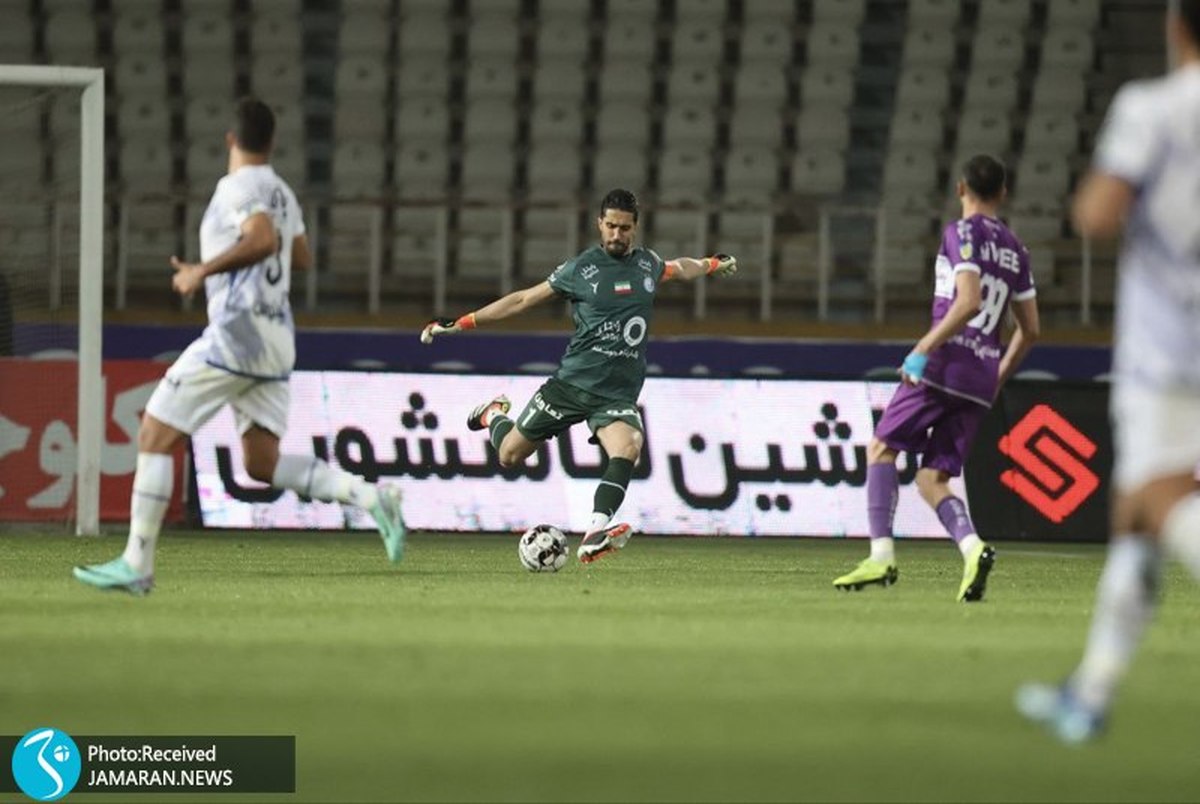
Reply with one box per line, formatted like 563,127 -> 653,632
122,452 -> 174,575
272,454 -> 379,510
1162,493 -> 1200,580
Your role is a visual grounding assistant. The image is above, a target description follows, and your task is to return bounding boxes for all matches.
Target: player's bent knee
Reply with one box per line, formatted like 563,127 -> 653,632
138,414 -> 184,454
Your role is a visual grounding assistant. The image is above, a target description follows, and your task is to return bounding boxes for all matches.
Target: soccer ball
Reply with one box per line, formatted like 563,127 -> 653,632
518,524 -> 569,572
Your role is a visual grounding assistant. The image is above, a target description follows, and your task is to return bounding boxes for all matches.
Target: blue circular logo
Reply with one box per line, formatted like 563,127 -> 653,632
11,728 -> 81,801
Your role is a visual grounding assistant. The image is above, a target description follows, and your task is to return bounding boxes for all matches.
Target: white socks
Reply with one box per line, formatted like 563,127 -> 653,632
122,452 -> 174,575
869,536 -> 895,564
585,511 -> 610,537
272,454 -> 379,510
957,533 -> 983,558
1072,536 -> 1160,711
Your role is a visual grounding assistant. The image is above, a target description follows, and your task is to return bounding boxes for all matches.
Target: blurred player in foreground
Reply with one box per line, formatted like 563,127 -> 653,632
74,98 -> 406,595
833,154 -> 1040,600
1018,0 -> 1200,743
420,188 -> 737,562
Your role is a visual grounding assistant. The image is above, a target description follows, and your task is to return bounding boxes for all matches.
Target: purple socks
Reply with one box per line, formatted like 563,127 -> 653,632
867,463 -> 899,539
936,496 -> 976,543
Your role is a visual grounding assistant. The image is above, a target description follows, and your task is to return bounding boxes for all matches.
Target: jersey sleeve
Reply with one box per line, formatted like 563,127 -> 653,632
945,221 -> 981,274
547,256 -> 577,299
1012,244 -> 1037,301
289,187 -> 306,237
647,249 -> 668,283
1093,82 -> 1161,187
224,175 -> 271,228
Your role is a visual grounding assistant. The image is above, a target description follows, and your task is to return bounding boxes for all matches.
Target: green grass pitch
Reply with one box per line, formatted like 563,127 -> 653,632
3,528 -> 1199,803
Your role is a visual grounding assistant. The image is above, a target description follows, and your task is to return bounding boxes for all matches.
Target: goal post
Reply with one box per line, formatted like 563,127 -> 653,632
0,65 -> 105,535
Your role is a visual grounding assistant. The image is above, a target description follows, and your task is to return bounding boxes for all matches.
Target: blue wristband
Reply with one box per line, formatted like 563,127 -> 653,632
902,352 -> 928,381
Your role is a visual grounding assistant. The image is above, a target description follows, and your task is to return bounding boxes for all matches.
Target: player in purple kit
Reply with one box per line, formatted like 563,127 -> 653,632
833,154 -> 1041,601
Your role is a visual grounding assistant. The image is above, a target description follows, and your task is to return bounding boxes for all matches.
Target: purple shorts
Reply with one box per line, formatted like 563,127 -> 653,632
874,382 -> 988,477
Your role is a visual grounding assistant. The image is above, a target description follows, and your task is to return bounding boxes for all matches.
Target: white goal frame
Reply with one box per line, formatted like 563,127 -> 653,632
0,65 -> 105,535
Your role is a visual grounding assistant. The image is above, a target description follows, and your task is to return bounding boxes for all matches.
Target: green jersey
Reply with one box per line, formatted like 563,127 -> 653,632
548,244 -> 667,402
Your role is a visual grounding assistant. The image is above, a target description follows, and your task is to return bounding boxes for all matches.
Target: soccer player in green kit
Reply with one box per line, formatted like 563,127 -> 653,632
420,189 -> 737,562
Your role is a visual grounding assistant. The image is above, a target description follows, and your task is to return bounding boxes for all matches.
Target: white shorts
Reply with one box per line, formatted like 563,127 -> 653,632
1112,382 -> 1200,492
145,340 -> 290,437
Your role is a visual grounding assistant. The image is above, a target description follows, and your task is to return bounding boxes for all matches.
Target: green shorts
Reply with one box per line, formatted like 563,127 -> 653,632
513,378 -> 644,442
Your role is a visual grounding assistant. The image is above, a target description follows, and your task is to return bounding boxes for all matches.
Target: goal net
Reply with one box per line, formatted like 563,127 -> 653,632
0,66 -> 105,535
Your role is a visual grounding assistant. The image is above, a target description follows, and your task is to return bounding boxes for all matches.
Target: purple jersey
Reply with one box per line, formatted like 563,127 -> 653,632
922,214 -> 1036,406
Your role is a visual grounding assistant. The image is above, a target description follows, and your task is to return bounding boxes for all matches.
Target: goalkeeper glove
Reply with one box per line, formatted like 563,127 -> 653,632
420,313 -> 476,344
900,351 -> 928,384
706,253 -> 738,277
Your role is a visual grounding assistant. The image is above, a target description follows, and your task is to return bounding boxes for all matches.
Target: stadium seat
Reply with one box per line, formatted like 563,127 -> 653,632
111,7 -> 164,55
595,101 -> 651,147
326,205 -> 376,276
334,99 -> 387,142
674,0 -> 726,22
114,53 -> 166,96
332,141 -> 387,198
882,148 -> 939,195
813,0 -> 866,26
657,148 -> 713,203
671,20 -> 725,65
180,12 -> 235,97
185,95 -> 233,145
43,9 -> 97,64
398,9 -> 452,56
599,60 -> 655,103
339,6 -> 391,54
1006,199 -> 1064,244
662,102 -> 717,150
797,105 -> 850,151
652,209 -> 707,259
901,24 -> 956,69
728,102 -> 785,150
533,58 -> 588,101
119,140 -> 173,191
894,67 -> 951,110
970,26 -> 1027,72
889,107 -> 943,149
395,141 -> 449,200
723,147 -> 779,207
540,0 -> 589,23
741,0 -> 796,26
0,11 -> 34,61
462,98 -> 518,145
805,23 -> 859,69
526,143 -> 584,201
1047,0 -> 1101,28
536,15 -> 590,60
977,0 -> 1032,28
880,205 -> 936,244
185,141 -> 226,185
907,0 -> 959,24
667,63 -> 721,104
800,67 -> 855,107
465,58 -> 520,100
882,243 -> 930,287
522,208 -> 579,278
962,69 -> 1019,112
734,61 -> 788,106
467,0 -> 521,19
1041,29 -> 1095,70
459,144 -> 517,202
396,58 -> 450,101
1023,111 -> 1079,154
791,150 -> 845,195
603,18 -> 657,61
335,55 -> 388,100
606,0 -> 659,23
777,233 -> 820,281
271,142 -> 305,185
955,108 -> 1010,154
252,55 -> 304,97
251,13 -> 301,55
1015,155 -> 1071,200
457,208 -> 510,279
740,21 -> 794,62
122,202 -> 178,277
530,99 -> 585,146
1029,68 -> 1087,112
391,207 -> 446,278
467,12 -> 521,59
591,144 -> 649,195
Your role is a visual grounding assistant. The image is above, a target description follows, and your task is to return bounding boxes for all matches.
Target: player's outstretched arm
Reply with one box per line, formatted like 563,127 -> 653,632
420,280 -> 558,344
663,254 -> 738,282
1072,170 -> 1136,240
170,212 -> 279,297
901,270 -> 983,384
997,296 -> 1041,391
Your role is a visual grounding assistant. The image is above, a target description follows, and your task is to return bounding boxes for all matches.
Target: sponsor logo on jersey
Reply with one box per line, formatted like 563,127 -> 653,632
614,280 -> 632,295
580,264 -> 599,280
638,258 -> 652,271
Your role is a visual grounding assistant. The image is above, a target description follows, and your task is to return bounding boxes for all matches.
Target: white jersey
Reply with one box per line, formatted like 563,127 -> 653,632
196,163 -> 304,379
1096,64 -> 1200,389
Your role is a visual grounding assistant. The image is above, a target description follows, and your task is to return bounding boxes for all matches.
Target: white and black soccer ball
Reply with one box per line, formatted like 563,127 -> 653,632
518,524 -> 569,572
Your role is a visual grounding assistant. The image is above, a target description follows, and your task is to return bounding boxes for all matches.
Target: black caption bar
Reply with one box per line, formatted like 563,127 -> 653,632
1,735 -> 295,794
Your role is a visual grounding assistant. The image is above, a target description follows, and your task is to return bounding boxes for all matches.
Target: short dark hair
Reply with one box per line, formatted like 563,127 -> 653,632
961,154 -> 1006,201
599,188 -> 639,222
233,97 -> 275,154
1178,0 -> 1200,43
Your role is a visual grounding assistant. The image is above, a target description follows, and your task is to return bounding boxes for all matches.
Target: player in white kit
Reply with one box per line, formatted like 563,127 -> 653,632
1016,0 -> 1200,742
74,99 -> 406,595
